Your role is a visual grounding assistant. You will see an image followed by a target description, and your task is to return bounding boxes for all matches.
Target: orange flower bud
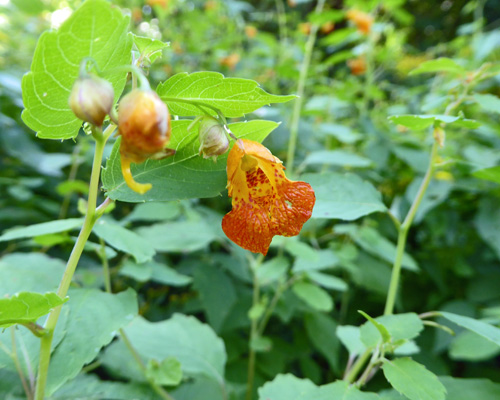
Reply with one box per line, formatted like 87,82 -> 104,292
198,116 -> 229,161
346,9 -> 373,35
219,53 -> 240,70
69,75 -> 114,127
298,22 -> 312,35
245,25 -> 258,39
118,89 -> 173,194
321,21 -> 335,34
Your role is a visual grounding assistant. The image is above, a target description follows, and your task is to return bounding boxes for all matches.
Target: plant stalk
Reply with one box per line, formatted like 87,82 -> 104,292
11,328 -> 32,400
383,141 -> 438,315
34,127 -> 111,400
286,0 -> 325,175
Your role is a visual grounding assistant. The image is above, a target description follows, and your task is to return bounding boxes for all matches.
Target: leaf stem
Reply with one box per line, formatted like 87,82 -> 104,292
344,348 -> 372,383
384,141 -> 438,316
286,0 -> 325,175
34,126 -> 113,400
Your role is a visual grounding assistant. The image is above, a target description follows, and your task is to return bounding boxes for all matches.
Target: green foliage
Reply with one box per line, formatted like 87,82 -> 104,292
21,0 -> 132,139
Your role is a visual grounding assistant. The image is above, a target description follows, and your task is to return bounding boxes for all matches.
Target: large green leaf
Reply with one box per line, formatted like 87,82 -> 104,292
438,377 -> 500,400
0,218 -> 83,242
475,198 -> 500,260
101,314 -> 226,385
360,313 -> 424,348
292,282 -> 333,312
472,165 -> 500,184
336,326 -> 365,356
119,259 -> 192,286
440,312 -> 500,347
21,0 -> 132,139
0,292 -> 66,328
303,172 -> 387,220
92,218 -> 156,263
156,72 -> 295,117
382,358 -> 446,400
46,288 -> 138,395
388,114 -> 480,130
102,120 -> 278,202
303,150 -> 372,168
449,330 -> 500,361
473,93 -> 500,114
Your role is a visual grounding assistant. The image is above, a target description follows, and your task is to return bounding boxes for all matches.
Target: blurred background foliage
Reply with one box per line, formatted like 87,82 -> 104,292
1,0 -> 500,398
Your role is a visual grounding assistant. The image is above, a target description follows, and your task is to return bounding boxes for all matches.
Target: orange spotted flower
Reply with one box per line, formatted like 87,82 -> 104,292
222,139 -> 315,255
346,9 -> 373,35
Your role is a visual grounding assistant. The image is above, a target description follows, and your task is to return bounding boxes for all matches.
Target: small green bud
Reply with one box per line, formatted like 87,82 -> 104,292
69,75 -> 114,126
198,116 -> 229,161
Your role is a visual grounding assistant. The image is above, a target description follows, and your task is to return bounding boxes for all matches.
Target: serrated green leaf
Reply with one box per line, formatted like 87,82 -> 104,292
133,34 -> 169,64
450,330 -> 500,361
146,357 -> 182,386
46,288 -> 138,395
359,310 -> 391,345
21,0 -> 132,139
0,218 -> 83,242
102,120 -> 278,202
303,173 -> 387,220
409,57 -> 466,75
382,358 -> 446,400
292,282 -> 333,312
472,166 -> 500,184
0,292 -> 66,328
440,312 -> 500,347
473,93 -> 500,114
360,313 -> 424,348
156,72 -> 295,117
92,218 -> 156,263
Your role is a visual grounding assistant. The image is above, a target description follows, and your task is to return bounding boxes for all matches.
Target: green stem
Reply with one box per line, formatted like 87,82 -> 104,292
11,328 -> 32,400
286,0 -> 326,175
274,0 -> 287,46
344,348 -> 372,383
34,127 -> 112,400
257,277 -> 295,336
383,141 -> 438,316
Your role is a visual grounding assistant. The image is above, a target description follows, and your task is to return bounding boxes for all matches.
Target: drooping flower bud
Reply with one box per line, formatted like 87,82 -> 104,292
69,75 -> 114,127
198,116 -> 229,161
118,89 -> 173,194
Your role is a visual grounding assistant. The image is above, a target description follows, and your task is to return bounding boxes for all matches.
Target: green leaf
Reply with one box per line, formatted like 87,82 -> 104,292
119,259 -> 192,286
318,380 -> 381,399
293,249 -> 340,273
101,314 -> 226,385
0,218 -> 83,242
472,166 -> 500,184
0,292 -> 66,328
439,376 -> 500,400
336,326 -> 365,356
292,282 -> 333,312
450,330 -> 500,361
382,358 -> 446,400
51,373 -> 157,400
156,72 -> 295,117
307,271 -> 347,292
102,120 -> 278,202
360,313 -> 424,348
303,150 -> 373,168
388,114 -> 480,130
46,288 -> 138,395
133,34 -> 169,64
123,202 -> 181,222
359,310 -> 391,345
409,57 -> 466,75
250,335 -> 273,352
440,312 -> 500,347
475,198 -> 500,260
256,257 -> 289,286
135,220 -> 217,252
92,218 -> 156,263
21,0 -> 132,139
473,93 -> 500,114
303,172 -> 387,220
336,225 -> 419,271
146,357 -> 183,386
193,264 -> 237,332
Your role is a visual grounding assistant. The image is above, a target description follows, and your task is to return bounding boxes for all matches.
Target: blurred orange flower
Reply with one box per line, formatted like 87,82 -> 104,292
347,56 -> 366,75
346,9 -> 373,34
147,0 -> 168,9
298,22 -> 312,35
321,21 -> 335,34
219,53 -> 240,70
222,139 -> 315,255
245,25 -> 258,39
